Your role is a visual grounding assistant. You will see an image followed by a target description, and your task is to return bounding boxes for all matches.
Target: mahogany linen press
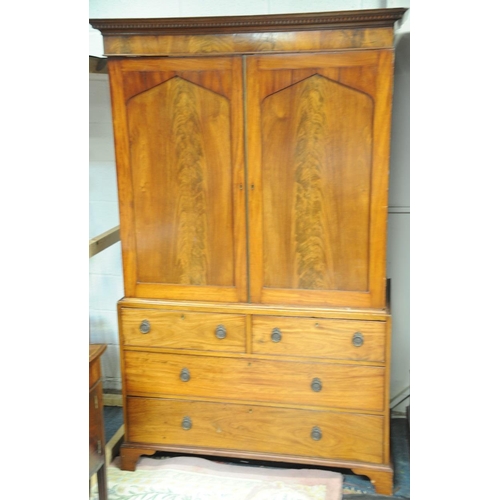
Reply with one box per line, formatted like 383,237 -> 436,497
91,8 -> 406,495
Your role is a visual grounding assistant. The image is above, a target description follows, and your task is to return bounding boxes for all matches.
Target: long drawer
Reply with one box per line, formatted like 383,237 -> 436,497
252,316 -> 386,362
126,397 -> 385,464
120,308 -> 246,353
123,351 -> 385,411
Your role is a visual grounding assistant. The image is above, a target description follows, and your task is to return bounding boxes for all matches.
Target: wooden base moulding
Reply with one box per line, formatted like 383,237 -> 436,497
120,443 -> 394,495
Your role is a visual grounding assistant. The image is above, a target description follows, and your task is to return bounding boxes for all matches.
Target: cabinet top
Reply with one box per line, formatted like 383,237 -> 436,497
90,8 -> 406,36
89,343 -> 106,364
90,8 -> 406,57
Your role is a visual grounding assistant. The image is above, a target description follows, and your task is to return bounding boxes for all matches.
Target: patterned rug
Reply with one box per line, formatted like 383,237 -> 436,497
90,455 -> 343,500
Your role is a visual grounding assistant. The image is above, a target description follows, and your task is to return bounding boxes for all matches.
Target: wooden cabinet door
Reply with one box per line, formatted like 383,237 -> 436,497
108,57 -> 247,302
246,51 -> 394,309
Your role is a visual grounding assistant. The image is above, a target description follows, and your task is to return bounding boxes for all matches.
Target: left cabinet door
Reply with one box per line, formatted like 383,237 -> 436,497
108,57 -> 247,302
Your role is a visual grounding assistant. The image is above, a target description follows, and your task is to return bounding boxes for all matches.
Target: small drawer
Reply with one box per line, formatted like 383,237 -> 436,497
252,316 -> 385,362
120,308 -> 246,353
124,351 -> 385,412
126,397 -> 385,464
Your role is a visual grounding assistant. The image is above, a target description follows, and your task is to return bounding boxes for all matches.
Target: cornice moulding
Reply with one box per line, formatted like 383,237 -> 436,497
90,8 -> 408,36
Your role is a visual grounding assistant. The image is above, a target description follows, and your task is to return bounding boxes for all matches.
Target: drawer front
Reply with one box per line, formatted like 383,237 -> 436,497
126,397 -> 385,464
252,316 -> 385,362
124,351 -> 384,411
120,308 -> 246,353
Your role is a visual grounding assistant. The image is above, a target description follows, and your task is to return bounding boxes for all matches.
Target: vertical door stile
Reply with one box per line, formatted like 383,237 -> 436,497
231,55 -> 249,304
242,55 -> 251,304
107,59 -> 138,298
246,56 -> 263,304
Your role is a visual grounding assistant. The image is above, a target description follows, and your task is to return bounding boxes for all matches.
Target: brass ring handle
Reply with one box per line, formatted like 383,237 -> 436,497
352,332 -> 364,347
271,328 -> 282,343
182,416 -> 192,430
311,426 -> 322,441
311,377 -> 322,392
180,368 -> 191,382
215,325 -> 227,339
139,320 -> 150,334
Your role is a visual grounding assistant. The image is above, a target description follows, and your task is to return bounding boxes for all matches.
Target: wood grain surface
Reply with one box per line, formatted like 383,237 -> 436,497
120,308 -> 246,353
126,397 -> 384,463
252,316 -> 385,361
100,29 -> 394,56
124,351 -> 385,411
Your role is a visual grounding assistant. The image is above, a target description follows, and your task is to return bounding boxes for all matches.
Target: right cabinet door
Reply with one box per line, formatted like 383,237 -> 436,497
246,50 -> 394,309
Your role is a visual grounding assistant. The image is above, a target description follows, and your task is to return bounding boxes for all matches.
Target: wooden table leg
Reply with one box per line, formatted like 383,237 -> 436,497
96,465 -> 108,500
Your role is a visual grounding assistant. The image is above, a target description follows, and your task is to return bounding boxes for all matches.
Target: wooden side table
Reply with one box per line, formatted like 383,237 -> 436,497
89,344 -> 107,500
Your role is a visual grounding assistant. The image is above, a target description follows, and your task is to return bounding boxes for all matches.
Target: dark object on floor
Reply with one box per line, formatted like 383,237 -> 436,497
104,406 -> 124,443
